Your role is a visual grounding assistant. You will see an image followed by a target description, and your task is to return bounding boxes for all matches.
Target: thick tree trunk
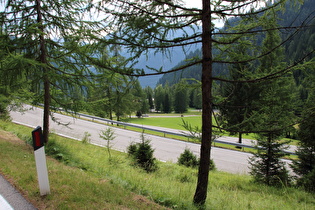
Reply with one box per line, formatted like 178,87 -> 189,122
193,0 -> 213,205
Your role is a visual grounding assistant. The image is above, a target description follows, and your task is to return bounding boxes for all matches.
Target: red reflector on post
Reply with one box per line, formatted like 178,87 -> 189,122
32,126 -> 44,151
34,131 -> 41,147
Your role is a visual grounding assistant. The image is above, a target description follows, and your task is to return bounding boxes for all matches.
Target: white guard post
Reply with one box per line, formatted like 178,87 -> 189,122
32,126 -> 50,196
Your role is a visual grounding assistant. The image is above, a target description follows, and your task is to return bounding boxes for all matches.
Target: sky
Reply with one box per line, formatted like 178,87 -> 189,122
183,0 -> 226,28
184,0 -> 202,8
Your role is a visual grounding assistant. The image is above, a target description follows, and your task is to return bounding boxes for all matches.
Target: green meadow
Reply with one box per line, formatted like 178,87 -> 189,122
0,120 -> 313,209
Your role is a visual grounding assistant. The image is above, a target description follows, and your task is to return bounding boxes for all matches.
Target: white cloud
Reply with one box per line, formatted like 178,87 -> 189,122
183,0 -> 202,9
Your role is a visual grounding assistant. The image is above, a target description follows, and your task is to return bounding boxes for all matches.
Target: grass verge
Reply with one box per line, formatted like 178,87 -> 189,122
122,115 -> 299,145
0,120 -> 313,209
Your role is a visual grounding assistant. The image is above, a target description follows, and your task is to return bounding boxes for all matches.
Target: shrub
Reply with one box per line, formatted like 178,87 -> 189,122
127,143 -> 138,156
209,159 -> 216,171
178,148 -> 216,171
127,133 -> 157,172
178,148 -> 199,168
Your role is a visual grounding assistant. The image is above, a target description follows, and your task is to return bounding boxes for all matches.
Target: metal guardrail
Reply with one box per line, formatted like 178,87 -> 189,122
75,112 -> 296,155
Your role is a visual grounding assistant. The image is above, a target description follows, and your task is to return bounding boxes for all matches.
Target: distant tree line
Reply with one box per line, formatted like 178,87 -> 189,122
85,77 -> 202,119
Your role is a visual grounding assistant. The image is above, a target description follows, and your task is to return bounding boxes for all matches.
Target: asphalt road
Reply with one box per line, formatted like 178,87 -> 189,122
0,174 -> 35,210
9,105 -> 254,174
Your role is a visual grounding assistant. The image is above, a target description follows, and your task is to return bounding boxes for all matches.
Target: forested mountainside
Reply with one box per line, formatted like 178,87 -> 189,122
157,0 -> 315,88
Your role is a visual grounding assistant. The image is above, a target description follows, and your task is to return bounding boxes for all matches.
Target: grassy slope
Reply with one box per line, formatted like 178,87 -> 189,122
0,120 -> 314,209
0,123 -> 166,209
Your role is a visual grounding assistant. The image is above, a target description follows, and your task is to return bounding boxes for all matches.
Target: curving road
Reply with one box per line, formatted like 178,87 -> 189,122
10,105 -> 256,174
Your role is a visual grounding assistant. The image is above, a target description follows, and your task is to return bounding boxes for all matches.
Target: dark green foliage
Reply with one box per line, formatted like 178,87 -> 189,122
144,87 -> 155,110
154,85 -> 164,112
163,93 -> 171,113
218,37 -> 260,144
127,134 -> 158,172
292,109 -> 315,192
177,148 -> 216,171
291,45 -> 315,192
153,84 -> 172,113
131,79 -> 149,115
0,95 -> 10,120
295,170 -> 315,192
192,88 -> 202,110
249,134 -> 291,186
136,111 -> 142,118
127,143 -> 138,156
1,0 -> 98,142
173,82 -> 188,114
178,149 -> 199,168
209,159 -> 216,171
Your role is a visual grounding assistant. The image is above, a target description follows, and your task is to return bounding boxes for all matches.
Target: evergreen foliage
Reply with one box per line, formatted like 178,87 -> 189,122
247,15 -> 295,187
249,134 -> 291,186
2,0 -> 315,206
178,148 -> 199,168
86,72 -> 145,120
163,92 -> 172,113
1,0 -> 102,142
154,85 -> 164,113
0,95 -> 10,120
144,87 -> 155,110
219,37 -> 260,144
177,148 -> 216,171
192,88 -> 202,110
292,106 -> 315,192
173,82 -> 188,114
127,133 -> 158,172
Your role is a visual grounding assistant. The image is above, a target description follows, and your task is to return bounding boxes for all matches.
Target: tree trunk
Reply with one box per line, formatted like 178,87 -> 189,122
266,134 -> 272,185
238,132 -> 242,144
193,0 -> 213,205
43,76 -> 50,143
236,132 -> 242,149
36,0 -> 50,143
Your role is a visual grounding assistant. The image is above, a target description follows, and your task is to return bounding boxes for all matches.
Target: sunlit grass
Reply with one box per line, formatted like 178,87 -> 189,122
122,115 -> 298,146
0,120 -> 313,209
122,115 -> 202,130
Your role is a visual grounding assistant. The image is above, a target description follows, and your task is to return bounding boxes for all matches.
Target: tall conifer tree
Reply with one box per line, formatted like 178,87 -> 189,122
1,0 -> 99,142
88,0 -> 315,205
219,37 -> 260,145
292,66 -> 315,192
248,15 -> 296,186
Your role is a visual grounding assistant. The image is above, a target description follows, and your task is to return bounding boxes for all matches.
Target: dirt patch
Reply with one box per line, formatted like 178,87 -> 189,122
132,194 -> 171,210
0,130 -> 24,145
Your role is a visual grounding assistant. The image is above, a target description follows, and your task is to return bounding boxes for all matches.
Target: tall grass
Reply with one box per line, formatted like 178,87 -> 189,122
0,120 -> 314,209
